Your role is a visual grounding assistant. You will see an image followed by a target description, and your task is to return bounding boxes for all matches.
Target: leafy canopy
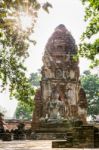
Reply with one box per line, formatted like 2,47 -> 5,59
15,71 -> 41,120
79,0 -> 99,67
29,71 -> 41,87
0,0 -> 52,104
15,101 -> 33,120
81,70 -> 99,118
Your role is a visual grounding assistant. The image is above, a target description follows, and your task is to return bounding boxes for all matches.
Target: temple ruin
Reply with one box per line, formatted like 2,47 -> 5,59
30,25 -> 98,144
32,24 -> 87,126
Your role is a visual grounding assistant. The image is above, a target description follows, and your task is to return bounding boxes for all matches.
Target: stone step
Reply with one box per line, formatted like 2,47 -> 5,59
31,132 -> 67,140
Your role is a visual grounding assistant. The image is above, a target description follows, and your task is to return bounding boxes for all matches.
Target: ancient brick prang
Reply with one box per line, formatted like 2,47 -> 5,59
32,24 -> 87,129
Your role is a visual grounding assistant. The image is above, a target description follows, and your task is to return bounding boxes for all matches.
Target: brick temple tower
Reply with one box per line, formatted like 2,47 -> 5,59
32,25 -> 87,133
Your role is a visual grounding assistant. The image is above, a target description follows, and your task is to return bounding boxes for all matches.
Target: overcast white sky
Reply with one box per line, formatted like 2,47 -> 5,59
25,0 -> 88,73
0,0 -> 91,118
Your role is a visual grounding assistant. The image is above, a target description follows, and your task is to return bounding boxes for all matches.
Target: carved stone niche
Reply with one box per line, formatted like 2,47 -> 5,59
66,83 -> 77,106
58,84 -> 66,101
55,68 -> 63,79
78,88 -> 87,109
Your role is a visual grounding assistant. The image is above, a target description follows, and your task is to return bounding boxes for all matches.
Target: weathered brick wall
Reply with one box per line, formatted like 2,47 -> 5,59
5,120 -> 31,131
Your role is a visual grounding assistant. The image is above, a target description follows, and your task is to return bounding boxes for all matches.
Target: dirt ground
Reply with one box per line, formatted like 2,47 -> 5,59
0,140 -> 98,150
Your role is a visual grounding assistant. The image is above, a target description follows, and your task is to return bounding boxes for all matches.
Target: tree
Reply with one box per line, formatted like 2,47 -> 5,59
15,102 -> 33,120
81,70 -> 99,118
29,71 -> 41,87
0,0 -> 52,104
15,71 -> 41,120
79,0 -> 99,67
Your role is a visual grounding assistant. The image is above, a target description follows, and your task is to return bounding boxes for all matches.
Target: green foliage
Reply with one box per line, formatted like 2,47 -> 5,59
15,71 -> 41,119
80,0 -> 99,67
81,70 -> 99,118
29,71 -> 41,87
0,0 -> 52,104
15,101 -> 33,120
